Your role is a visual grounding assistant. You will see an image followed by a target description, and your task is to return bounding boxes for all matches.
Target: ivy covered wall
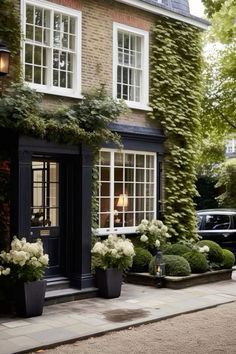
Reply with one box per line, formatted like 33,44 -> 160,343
0,0 -> 21,87
149,17 -> 203,242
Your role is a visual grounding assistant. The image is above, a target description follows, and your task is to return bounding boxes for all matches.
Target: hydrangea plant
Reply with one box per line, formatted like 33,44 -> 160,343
91,234 -> 135,271
0,236 -> 49,283
136,219 -> 171,252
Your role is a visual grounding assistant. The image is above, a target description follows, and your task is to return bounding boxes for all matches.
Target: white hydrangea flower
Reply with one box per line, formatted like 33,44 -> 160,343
140,234 -> 148,242
136,224 -> 146,234
155,239 -> 160,248
141,219 -> 149,226
39,254 -> 49,266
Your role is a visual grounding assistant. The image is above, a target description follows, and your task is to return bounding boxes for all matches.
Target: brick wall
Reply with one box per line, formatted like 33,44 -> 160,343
43,0 -> 160,128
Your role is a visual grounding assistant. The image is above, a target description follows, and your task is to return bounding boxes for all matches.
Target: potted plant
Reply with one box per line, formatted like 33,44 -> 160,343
91,234 -> 135,298
0,236 -> 49,317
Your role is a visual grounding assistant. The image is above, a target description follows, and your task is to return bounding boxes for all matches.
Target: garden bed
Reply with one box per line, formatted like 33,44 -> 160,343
125,269 -> 233,289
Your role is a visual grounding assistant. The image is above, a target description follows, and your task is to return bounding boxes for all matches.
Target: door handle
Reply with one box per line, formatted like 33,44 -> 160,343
223,233 -> 230,238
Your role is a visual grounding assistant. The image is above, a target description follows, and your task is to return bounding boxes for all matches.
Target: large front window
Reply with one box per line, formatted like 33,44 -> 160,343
113,23 -> 149,110
22,0 -> 81,97
97,150 -> 156,234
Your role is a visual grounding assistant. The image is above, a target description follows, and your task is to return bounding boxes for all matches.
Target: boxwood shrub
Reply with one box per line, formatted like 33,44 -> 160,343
149,254 -> 191,276
183,250 -> 208,273
221,249 -> 235,269
197,240 -> 224,263
131,247 -> 153,272
163,243 -> 192,256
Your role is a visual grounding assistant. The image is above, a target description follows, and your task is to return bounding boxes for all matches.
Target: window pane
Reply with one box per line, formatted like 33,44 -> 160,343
114,183 -> 123,196
125,154 -> 134,167
100,151 -> 110,165
114,168 -> 123,181
115,153 -> 123,166
25,65 -> 32,82
101,198 -> 110,212
136,155 -> 144,167
25,44 -> 33,63
101,167 -> 110,181
101,183 -> 110,197
26,5 -> 34,24
136,169 -> 144,182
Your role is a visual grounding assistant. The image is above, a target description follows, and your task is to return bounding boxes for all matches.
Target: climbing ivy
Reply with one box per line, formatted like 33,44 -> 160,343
0,0 -> 21,86
149,17 -> 203,242
0,82 -> 126,149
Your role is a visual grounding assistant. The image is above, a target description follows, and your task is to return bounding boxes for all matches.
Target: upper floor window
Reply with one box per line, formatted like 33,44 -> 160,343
113,23 -> 149,110
22,0 -> 81,98
96,149 -> 156,235
226,138 -> 235,153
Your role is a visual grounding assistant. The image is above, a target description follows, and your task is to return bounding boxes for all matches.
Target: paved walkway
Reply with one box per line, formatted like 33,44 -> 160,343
1,273 -> 236,354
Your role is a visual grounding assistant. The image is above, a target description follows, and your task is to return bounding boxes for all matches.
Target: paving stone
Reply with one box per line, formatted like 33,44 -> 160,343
1,320 -> 31,328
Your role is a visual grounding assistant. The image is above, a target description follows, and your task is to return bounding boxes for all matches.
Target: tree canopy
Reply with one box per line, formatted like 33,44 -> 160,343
198,0 -> 236,172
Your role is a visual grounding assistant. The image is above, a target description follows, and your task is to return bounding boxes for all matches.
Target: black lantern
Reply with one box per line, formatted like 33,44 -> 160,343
155,249 -> 165,288
0,44 -> 10,76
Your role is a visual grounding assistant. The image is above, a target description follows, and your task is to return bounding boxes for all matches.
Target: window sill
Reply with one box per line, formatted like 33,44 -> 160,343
125,101 -> 153,112
96,227 -> 137,236
25,83 -> 83,100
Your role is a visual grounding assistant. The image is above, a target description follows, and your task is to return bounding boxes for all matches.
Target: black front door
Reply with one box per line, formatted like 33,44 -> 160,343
30,159 -> 61,277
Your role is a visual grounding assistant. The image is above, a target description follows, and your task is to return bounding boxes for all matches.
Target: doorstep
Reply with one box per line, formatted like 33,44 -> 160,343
45,277 -> 98,305
125,269 -> 233,289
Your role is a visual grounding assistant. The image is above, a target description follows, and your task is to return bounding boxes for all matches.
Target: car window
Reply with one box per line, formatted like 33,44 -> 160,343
204,214 -> 230,230
197,215 -> 203,229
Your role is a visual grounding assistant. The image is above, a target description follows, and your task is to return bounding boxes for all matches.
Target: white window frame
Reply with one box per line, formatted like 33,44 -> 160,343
21,0 -> 82,98
97,148 -> 156,235
113,23 -> 149,110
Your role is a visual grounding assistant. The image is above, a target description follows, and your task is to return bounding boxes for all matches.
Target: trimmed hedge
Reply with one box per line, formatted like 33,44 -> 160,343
164,243 -> 192,256
221,249 -> 235,269
197,240 -> 224,263
183,250 -> 208,273
149,254 -> 191,276
131,247 -> 152,273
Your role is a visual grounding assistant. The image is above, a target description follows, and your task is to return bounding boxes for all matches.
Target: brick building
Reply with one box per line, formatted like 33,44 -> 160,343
0,0 -> 208,297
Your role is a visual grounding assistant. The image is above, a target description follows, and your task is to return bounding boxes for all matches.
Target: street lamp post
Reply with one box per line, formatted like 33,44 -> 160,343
0,43 -> 10,76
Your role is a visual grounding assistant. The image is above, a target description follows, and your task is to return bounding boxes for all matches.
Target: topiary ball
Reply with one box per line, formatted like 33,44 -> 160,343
131,247 -> 152,272
197,240 -> 224,263
149,254 -> 191,276
163,243 -> 192,256
183,250 -> 208,273
221,249 -> 235,269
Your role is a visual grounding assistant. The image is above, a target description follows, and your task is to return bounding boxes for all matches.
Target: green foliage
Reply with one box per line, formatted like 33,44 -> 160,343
194,175 -> 218,210
163,243 -> 192,256
149,18 -> 203,241
0,0 -> 21,85
0,83 -> 126,148
221,249 -> 235,269
183,250 -> 208,273
201,0 -> 225,18
149,254 -> 191,276
200,1 -> 236,157
197,240 -> 224,263
215,158 -> 236,207
131,247 -> 152,273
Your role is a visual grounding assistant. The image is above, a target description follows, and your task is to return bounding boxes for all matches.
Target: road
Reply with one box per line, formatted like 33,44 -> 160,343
35,301 -> 236,354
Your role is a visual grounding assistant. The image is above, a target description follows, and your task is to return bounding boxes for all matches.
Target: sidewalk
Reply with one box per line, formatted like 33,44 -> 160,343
1,273 -> 236,354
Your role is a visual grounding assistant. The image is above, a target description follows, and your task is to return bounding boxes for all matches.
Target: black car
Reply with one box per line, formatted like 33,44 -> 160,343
197,209 -> 236,255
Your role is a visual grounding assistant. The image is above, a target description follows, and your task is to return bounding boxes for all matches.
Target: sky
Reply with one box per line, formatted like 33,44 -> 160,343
188,0 -> 205,17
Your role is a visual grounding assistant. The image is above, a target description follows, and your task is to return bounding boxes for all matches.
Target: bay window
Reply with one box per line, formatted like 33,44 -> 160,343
97,149 -> 156,234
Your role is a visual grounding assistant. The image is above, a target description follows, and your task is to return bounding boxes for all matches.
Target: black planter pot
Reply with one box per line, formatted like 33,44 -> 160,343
95,268 -> 122,298
14,280 -> 47,318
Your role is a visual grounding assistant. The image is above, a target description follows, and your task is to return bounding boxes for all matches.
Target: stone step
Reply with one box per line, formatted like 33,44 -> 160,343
44,287 -> 98,306
46,277 -> 70,291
